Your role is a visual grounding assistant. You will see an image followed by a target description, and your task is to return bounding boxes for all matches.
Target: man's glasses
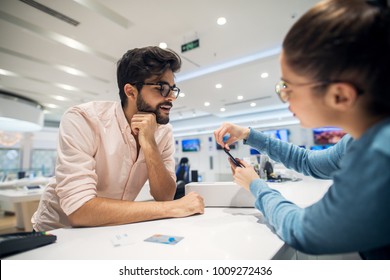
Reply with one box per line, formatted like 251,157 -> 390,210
135,82 -> 180,98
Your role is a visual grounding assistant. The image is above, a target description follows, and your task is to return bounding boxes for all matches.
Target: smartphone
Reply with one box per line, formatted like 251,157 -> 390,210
224,148 -> 243,167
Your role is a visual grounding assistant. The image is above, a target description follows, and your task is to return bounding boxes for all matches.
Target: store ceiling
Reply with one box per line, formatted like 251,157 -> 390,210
0,0 -> 319,135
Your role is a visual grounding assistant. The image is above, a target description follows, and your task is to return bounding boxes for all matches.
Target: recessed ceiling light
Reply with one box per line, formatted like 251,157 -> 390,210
204,102 -> 210,106
250,102 -> 256,107
179,92 -> 186,97
261,72 -> 269,78
159,42 -> 167,49
56,83 -> 77,91
220,108 -> 226,112
217,17 -> 227,25
215,83 -> 222,89
237,95 -> 243,100
57,66 -> 86,77
53,95 -> 67,101
0,69 -> 18,77
45,104 -> 58,109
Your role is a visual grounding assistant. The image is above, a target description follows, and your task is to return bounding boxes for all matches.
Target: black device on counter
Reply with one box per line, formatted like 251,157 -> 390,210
0,231 -> 57,258
224,148 -> 243,167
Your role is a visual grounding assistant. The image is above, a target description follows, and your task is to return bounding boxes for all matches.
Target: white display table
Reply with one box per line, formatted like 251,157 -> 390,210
0,187 -> 44,231
4,176 -> 332,259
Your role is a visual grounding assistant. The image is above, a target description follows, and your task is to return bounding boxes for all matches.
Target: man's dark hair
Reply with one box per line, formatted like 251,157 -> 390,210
116,46 -> 182,108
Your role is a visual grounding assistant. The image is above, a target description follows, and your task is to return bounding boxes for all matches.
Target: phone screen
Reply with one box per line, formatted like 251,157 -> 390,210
224,148 -> 243,167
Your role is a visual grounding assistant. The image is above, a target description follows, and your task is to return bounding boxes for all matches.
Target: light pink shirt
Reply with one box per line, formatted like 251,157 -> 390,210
32,101 -> 176,231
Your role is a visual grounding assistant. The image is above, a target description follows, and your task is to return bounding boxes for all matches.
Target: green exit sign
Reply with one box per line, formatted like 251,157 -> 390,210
181,39 -> 200,53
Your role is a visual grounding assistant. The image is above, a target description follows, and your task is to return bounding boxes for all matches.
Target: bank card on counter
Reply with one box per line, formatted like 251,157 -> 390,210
144,234 -> 184,245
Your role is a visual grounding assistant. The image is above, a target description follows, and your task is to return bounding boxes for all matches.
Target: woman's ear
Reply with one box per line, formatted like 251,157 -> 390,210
325,83 -> 358,111
124,83 -> 138,100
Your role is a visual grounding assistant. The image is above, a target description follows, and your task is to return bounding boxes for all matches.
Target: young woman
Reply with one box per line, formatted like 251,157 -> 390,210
215,0 -> 390,259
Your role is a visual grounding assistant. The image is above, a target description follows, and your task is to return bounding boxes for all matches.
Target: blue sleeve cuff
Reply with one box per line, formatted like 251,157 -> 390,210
249,178 -> 268,197
244,128 -> 269,151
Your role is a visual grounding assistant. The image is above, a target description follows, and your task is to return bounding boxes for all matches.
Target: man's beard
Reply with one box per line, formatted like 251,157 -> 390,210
136,94 -> 171,125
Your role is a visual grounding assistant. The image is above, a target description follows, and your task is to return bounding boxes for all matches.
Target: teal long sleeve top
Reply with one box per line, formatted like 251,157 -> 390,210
245,118 -> 390,259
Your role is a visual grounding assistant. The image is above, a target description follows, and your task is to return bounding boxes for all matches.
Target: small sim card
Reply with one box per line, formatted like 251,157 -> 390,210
111,233 -> 134,247
144,234 -> 184,245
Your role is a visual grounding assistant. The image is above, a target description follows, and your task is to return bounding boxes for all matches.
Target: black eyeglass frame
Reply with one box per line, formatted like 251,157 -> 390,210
132,82 -> 180,98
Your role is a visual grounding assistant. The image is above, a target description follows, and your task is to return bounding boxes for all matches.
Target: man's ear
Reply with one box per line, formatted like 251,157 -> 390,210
124,83 -> 138,100
325,83 -> 358,111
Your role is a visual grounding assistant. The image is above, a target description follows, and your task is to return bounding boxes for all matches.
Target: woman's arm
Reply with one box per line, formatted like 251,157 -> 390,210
245,128 -> 353,179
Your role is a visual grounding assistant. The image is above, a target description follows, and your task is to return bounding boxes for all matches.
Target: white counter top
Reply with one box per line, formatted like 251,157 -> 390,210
5,176 -> 332,260
6,207 -> 290,260
0,177 -> 50,189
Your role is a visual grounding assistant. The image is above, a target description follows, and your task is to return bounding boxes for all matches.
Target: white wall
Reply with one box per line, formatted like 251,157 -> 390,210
0,128 -> 58,174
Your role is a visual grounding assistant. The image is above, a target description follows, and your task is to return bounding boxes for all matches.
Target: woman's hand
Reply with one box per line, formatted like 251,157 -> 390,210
214,122 -> 250,150
229,158 -> 260,191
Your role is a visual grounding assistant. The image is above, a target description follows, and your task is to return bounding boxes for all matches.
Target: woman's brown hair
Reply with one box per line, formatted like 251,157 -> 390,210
283,0 -> 390,116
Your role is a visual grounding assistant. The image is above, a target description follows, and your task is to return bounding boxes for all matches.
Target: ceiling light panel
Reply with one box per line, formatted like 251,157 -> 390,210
0,10 -> 117,62
72,0 -> 132,29
0,0 -> 318,128
19,0 -> 80,26
0,20 -> 116,82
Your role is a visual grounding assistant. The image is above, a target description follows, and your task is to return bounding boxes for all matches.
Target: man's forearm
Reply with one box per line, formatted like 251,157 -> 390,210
142,141 -> 176,201
68,197 -> 175,227
68,193 -> 205,228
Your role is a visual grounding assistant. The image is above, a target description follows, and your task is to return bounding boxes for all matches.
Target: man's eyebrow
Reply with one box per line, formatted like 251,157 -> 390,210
156,80 -> 176,87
